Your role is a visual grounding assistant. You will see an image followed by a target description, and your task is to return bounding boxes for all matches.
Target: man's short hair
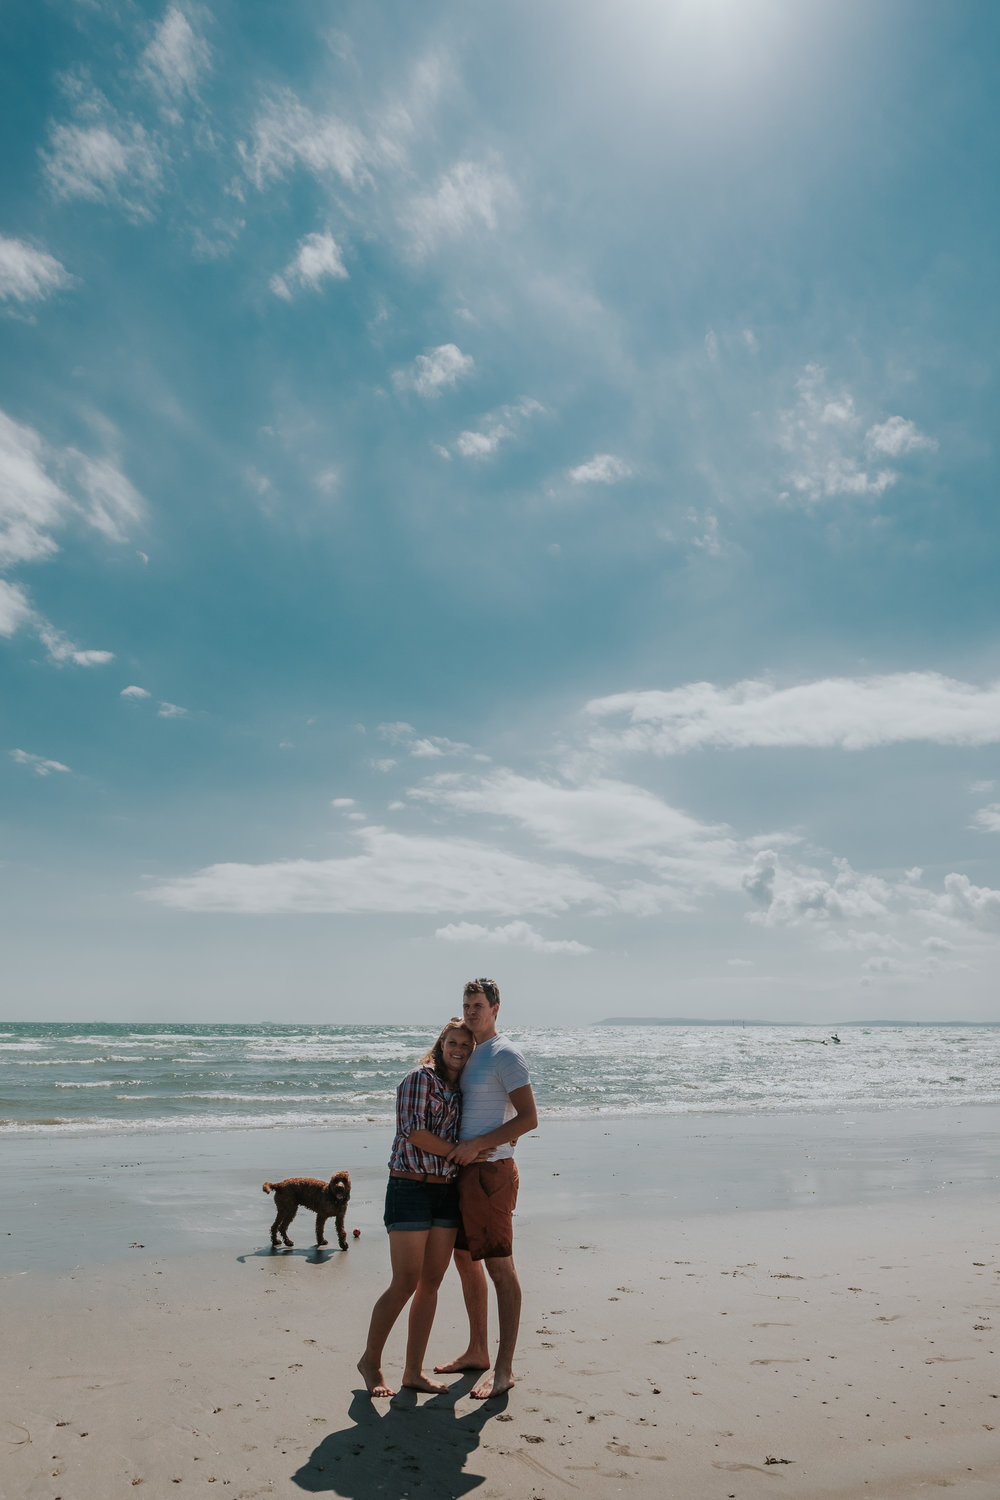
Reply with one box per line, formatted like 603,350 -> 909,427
464,977 -> 501,1007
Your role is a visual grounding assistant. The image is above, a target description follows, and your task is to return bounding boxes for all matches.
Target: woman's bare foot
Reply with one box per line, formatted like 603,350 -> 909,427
433,1350 -> 490,1373
357,1355 -> 396,1397
401,1372 -> 450,1394
471,1367 -> 515,1400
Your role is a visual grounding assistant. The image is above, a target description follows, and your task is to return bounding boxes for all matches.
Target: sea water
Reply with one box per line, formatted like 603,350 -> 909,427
1,1021 -> 998,1137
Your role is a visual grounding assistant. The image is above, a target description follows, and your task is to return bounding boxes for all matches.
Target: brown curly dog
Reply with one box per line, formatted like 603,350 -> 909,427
262,1171 -> 351,1250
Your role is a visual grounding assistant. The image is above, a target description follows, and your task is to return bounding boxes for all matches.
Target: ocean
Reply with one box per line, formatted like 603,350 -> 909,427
1,1021 -> 998,1137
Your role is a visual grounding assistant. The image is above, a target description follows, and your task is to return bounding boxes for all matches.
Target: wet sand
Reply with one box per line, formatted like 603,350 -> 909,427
3,1109 -> 1000,1497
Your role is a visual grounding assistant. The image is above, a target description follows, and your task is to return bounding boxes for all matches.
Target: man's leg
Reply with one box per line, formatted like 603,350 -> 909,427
470,1254 -> 521,1399
432,1248 -> 490,1372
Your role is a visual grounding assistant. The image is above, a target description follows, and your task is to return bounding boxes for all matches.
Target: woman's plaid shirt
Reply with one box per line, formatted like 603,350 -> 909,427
388,1065 -> 462,1178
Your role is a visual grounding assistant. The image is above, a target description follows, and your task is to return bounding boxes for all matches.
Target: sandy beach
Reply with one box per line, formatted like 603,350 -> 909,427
4,1109 -> 1000,1498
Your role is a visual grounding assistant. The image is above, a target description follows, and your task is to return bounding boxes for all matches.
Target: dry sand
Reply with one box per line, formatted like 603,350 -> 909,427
3,1112 -> 1000,1498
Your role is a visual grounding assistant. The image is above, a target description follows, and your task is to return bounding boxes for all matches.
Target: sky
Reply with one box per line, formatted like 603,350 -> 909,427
2,0 -> 1000,1025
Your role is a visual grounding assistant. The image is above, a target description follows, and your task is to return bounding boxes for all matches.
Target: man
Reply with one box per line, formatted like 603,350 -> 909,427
435,977 -> 537,1399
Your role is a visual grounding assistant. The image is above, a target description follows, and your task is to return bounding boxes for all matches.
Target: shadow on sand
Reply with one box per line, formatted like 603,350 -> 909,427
236,1244 -> 346,1265
292,1383 -> 506,1496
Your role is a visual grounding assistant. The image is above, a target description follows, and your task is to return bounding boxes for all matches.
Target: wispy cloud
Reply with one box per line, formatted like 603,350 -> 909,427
42,115 -> 161,217
10,748 -> 71,776
450,397 -> 543,460
778,365 -> 935,506
121,685 -> 151,699
36,620 -> 114,667
240,91 -> 371,189
378,722 -> 471,758
567,453 -> 633,485
0,235 -> 74,306
0,579 -> 111,664
392,343 -> 474,399
435,920 -> 590,954
0,580 -> 33,637
145,824 -> 607,915
972,804 -> 1000,834
402,158 -> 515,257
270,230 -> 349,300
0,408 -> 146,572
140,5 -> 211,103
586,674 -> 1000,756
157,701 -> 188,718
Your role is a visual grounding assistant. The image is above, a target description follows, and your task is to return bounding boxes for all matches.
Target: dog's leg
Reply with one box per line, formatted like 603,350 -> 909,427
314,1213 -> 329,1247
335,1207 -> 348,1251
279,1202 -> 297,1246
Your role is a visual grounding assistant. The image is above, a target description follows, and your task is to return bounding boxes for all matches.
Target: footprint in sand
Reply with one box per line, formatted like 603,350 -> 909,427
750,1358 -> 808,1366
924,1355 -> 973,1364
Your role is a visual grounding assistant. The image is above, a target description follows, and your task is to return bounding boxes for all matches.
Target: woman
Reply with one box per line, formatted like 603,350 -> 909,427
357,1018 -> 475,1396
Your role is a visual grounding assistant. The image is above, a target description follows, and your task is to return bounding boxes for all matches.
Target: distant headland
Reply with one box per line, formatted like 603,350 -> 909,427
592,1017 -> 996,1027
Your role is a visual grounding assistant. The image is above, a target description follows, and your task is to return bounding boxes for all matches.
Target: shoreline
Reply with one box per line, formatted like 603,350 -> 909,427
4,1109 -> 1000,1495
4,1103 -> 1000,1275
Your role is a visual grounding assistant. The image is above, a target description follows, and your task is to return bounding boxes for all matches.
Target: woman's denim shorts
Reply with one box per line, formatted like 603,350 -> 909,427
383,1175 -> 461,1232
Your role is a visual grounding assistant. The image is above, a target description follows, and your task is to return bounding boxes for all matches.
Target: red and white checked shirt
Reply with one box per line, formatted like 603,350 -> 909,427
388,1065 -> 462,1178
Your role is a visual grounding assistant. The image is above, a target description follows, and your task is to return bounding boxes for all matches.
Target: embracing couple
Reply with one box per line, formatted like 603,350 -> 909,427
358,977 -> 537,1401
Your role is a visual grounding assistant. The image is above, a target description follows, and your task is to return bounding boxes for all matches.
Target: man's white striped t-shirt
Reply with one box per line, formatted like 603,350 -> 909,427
458,1035 -> 530,1161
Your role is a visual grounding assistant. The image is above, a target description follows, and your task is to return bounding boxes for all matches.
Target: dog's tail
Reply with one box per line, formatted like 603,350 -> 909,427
262,1182 -> 273,1195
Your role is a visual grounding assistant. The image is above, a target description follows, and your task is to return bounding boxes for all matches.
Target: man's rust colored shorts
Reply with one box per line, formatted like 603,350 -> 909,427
455,1159 -> 519,1261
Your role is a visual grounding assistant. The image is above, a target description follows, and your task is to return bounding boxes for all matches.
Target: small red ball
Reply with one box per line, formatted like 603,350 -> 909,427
352,1228 -> 361,1238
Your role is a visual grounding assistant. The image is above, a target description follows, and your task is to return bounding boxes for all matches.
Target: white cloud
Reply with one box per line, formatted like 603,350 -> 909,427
435,920 -> 590,955
778,366 -> 934,506
42,119 -> 161,215
377,723 -> 470,758
68,451 -> 145,542
37,623 -> 114,666
932,873 -> 1000,933
686,509 -> 722,555
866,416 -> 937,458
10,748 -> 71,776
0,408 -> 145,569
972,804 -> 1000,833
121,685 -> 151,699
240,92 -> 371,189
0,236 -> 74,305
393,344 -> 474,399
141,6 -> 211,100
0,580 -> 33,636
410,768 -> 747,909
145,824 -> 607,916
586,673 -> 1000,756
157,701 -> 188,718
403,158 -> 515,257
0,576 -> 112,664
0,409 -> 72,566
331,797 -> 355,808
270,230 -> 349,300
742,850 -> 894,927
567,454 -> 633,485
453,397 -> 543,461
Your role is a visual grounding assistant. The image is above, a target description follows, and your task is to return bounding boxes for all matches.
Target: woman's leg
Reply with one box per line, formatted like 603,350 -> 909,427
402,1226 -> 458,1391
357,1229 -> 429,1396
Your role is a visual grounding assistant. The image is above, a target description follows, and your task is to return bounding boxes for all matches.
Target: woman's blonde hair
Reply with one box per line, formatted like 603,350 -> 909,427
420,1017 -> 474,1081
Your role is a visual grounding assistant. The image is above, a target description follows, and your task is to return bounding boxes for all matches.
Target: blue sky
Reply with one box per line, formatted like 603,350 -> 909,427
3,0 -> 999,1024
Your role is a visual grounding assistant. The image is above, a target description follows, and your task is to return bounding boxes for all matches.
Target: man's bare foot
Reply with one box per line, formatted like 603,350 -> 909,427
471,1368 -> 515,1400
357,1355 -> 395,1397
433,1351 -> 490,1373
401,1372 -> 450,1394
